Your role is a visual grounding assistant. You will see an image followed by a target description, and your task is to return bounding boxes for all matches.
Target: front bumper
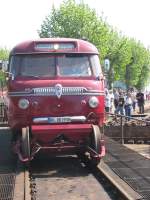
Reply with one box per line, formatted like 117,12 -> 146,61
31,123 -> 92,144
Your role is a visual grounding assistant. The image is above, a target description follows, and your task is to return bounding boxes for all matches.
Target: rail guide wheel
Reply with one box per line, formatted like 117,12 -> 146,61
90,125 -> 101,166
21,127 -> 31,159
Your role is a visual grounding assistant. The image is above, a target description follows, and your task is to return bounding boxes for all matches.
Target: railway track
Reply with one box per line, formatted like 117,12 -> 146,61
11,132 -> 150,200
0,124 -> 147,200
14,154 -> 140,200
0,127 -> 142,200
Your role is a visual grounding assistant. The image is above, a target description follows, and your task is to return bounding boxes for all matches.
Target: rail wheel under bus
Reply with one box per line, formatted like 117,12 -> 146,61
89,125 -> 102,166
21,127 -> 31,161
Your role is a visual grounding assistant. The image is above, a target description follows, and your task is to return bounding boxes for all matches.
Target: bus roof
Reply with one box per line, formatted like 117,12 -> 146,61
10,38 -> 99,55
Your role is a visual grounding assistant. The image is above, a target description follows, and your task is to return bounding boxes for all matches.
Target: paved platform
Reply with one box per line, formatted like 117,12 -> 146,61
104,137 -> 150,200
125,144 -> 150,159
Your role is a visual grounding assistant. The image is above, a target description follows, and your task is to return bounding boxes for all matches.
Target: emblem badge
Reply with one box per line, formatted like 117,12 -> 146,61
55,84 -> 63,98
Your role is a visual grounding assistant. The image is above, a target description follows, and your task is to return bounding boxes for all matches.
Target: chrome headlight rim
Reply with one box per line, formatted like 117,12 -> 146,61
18,98 -> 29,110
88,96 -> 99,108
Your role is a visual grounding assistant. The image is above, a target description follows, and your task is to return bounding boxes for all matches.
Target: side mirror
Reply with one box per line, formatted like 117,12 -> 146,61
2,60 -> 8,72
104,58 -> 110,72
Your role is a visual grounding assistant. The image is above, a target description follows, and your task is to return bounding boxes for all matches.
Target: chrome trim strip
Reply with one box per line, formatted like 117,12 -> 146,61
8,92 -> 104,97
8,87 -> 104,97
33,117 -> 49,123
33,116 -> 86,124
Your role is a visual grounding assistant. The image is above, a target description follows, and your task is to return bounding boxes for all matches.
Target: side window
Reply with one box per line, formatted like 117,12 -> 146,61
90,55 -> 102,76
9,56 -> 20,77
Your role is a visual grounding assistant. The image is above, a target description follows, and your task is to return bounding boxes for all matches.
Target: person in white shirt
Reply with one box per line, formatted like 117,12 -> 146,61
124,92 -> 133,119
105,89 -> 111,112
109,90 -> 114,112
131,91 -> 137,112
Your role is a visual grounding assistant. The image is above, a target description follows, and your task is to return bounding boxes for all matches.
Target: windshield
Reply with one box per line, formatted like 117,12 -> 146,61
9,54 -> 101,78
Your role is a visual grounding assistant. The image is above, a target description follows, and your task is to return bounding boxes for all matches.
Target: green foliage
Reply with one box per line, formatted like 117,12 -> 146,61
39,0 -> 150,90
39,0 -> 110,60
0,70 -> 5,84
0,48 -> 9,86
0,48 -> 9,60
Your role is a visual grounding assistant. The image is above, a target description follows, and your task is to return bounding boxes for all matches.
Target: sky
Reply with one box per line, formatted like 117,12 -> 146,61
0,0 -> 150,49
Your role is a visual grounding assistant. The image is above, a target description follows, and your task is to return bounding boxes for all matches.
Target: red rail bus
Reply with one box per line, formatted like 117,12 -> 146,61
5,38 -> 105,165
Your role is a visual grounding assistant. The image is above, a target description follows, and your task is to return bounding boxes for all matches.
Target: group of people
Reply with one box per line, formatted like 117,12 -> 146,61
105,88 -> 145,118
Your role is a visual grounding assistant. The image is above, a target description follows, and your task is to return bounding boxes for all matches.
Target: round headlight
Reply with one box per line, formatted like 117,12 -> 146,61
18,99 -> 29,109
89,96 -> 99,108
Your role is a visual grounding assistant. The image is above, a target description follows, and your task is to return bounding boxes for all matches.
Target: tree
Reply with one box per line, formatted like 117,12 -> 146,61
0,48 -> 9,86
105,32 -> 133,88
38,0 -> 110,60
0,48 -> 9,60
39,0 -> 150,90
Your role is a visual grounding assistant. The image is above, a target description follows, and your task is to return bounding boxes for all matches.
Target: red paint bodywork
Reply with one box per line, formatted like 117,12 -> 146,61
6,38 -> 105,160
31,124 -> 92,144
10,38 -> 99,54
8,79 -> 104,128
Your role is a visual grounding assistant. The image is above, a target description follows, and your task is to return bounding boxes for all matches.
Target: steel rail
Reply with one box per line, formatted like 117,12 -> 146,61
24,170 -> 31,200
98,160 -> 142,200
13,161 -> 24,200
107,112 -> 150,123
78,153 -> 143,200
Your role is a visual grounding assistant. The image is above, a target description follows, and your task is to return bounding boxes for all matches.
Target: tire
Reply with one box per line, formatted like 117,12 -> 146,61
21,127 -> 30,158
90,125 -> 102,166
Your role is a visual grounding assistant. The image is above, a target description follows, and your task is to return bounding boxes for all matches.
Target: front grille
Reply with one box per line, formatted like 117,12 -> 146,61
33,87 -> 54,94
33,87 -> 85,95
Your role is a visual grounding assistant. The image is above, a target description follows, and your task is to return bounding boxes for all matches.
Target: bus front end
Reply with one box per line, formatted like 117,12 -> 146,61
7,38 -> 105,165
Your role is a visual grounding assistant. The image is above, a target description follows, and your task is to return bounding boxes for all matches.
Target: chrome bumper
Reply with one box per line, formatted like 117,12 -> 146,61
33,116 -> 86,124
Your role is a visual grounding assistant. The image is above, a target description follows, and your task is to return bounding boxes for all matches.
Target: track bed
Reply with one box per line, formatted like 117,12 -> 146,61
30,155 -> 113,200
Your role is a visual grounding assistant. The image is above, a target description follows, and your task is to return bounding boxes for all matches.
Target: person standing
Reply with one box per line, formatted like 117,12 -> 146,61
131,90 -> 137,112
116,92 -> 125,115
136,90 -> 145,114
124,92 -> 132,119
105,89 -> 111,113
113,89 -> 119,113
109,90 -> 114,113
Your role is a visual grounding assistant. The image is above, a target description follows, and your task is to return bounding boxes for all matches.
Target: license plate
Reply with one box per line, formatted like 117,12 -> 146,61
48,117 -> 71,123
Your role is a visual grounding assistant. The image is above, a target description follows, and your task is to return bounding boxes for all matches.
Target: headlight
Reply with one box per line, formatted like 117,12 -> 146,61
18,99 -> 29,109
89,96 -> 99,108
